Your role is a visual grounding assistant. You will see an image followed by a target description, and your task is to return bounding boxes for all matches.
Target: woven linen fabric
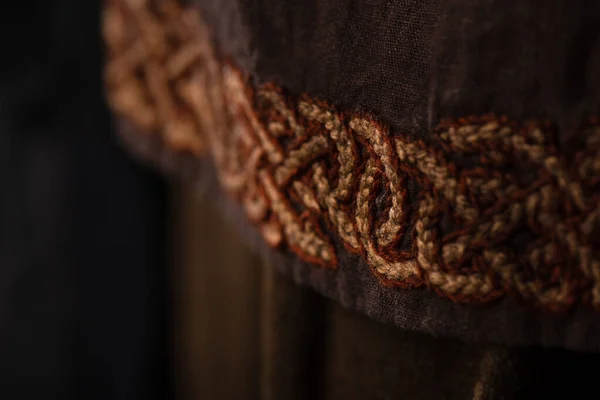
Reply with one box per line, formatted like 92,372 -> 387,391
209,0 -> 600,136
105,0 -> 600,351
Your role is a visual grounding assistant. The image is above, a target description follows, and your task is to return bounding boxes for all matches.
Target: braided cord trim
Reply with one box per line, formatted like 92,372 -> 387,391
104,0 -> 600,310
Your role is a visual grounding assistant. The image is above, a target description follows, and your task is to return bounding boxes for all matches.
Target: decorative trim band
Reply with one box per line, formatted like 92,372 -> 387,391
104,0 -> 600,311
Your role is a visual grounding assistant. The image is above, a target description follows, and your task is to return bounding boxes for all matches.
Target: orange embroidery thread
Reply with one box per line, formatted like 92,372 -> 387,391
104,0 -> 600,311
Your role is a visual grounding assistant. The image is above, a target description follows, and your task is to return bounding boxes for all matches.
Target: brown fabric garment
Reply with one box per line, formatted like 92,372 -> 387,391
105,0 -> 600,351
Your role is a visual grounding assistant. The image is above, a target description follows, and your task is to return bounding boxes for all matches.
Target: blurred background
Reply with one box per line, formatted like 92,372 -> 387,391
0,1 -> 171,398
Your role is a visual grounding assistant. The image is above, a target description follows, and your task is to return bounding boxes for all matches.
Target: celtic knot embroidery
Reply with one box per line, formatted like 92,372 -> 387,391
104,0 -> 600,310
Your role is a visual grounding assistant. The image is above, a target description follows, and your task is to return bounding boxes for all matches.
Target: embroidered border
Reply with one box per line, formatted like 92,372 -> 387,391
104,0 -> 600,310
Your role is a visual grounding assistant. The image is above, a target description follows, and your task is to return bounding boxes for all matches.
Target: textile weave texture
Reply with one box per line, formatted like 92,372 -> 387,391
104,0 -> 600,351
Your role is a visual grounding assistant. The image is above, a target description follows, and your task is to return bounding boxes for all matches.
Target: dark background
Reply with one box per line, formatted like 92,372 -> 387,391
0,1 -> 169,398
